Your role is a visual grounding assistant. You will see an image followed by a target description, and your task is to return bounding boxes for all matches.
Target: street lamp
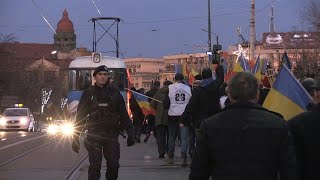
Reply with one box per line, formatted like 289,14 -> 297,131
201,29 -> 219,45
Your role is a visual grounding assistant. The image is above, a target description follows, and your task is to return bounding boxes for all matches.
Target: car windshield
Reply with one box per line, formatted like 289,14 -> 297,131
4,109 -> 28,116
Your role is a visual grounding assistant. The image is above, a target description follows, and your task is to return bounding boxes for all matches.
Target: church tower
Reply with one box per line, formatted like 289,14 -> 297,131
54,10 -> 76,53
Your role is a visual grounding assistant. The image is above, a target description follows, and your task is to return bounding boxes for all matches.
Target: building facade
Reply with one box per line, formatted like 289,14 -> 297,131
160,53 -> 211,84
124,58 -> 165,91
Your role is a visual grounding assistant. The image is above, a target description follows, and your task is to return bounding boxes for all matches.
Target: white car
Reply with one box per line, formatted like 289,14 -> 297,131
0,108 -> 35,132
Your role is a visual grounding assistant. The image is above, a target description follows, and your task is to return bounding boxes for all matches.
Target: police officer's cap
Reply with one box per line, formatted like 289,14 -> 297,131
93,65 -> 108,76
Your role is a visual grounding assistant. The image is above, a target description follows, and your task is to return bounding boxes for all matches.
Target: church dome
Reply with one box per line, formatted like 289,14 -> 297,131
56,9 -> 74,33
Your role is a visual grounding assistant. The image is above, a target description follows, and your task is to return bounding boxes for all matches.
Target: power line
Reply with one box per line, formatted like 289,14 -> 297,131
0,10 -> 252,29
31,0 -> 57,35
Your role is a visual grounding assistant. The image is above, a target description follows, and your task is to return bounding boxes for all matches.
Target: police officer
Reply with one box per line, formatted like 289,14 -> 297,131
72,65 -> 135,180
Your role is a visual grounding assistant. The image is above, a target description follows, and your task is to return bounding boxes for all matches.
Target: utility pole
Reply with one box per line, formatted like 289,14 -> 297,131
270,6 -> 275,33
249,0 -> 256,61
208,0 -> 212,52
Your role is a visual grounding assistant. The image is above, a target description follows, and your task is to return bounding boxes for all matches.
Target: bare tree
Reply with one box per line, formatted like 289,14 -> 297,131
301,0 -> 320,31
0,33 -> 17,57
0,33 -> 16,42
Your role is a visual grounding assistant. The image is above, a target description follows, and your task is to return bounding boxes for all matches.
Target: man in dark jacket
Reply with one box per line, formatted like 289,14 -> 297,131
287,78 -> 320,180
182,65 -> 224,138
189,72 -> 298,180
144,81 -> 160,142
72,65 -> 135,180
150,80 -> 172,158
129,87 -> 145,143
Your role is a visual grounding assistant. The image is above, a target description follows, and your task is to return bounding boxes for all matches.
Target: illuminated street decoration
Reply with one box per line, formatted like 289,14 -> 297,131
41,89 -> 52,114
232,44 -> 249,62
61,98 -> 68,109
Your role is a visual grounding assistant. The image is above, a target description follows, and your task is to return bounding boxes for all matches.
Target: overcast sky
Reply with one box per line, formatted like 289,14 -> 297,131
0,0 -> 304,58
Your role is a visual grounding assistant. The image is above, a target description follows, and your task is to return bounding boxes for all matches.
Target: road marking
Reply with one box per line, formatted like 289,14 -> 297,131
0,134 -> 47,151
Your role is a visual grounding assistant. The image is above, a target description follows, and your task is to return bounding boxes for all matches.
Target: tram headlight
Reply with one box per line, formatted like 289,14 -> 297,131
47,124 -> 58,135
61,123 -> 74,136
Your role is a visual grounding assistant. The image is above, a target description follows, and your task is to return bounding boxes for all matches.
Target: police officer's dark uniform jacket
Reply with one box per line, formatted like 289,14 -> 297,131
189,102 -> 298,180
75,83 -> 134,180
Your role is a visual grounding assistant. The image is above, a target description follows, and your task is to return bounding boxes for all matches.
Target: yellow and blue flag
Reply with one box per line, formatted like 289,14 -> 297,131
263,65 -> 313,120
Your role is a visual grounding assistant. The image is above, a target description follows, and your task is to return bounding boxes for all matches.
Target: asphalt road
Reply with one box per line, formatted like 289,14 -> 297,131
0,131 -> 190,180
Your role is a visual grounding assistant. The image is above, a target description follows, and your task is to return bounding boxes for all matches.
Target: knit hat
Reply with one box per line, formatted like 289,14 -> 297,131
174,73 -> 184,81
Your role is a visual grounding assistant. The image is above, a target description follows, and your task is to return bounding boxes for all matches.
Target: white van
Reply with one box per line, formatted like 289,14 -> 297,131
0,108 -> 35,131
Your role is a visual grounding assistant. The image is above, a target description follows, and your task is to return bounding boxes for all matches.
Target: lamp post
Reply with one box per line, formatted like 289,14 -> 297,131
208,0 -> 212,52
201,29 -> 219,45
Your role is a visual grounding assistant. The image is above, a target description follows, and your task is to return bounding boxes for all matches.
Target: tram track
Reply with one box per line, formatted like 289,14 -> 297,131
0,139 -> 57,168
65,154 -> 89,180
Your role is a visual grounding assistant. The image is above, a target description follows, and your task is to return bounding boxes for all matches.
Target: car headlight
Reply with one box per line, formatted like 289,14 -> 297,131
20,118 -> 27,125
0,118 -> 6,125
61,123 -> 74,136
47,124 -> 58,135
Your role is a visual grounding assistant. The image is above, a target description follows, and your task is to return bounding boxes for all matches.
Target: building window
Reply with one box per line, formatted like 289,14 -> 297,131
135,83 -> 139,87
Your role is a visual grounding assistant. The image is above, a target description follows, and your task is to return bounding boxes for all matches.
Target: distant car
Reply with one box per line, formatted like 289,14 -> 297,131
0,108 -> 35,132
47,120 -> 74,136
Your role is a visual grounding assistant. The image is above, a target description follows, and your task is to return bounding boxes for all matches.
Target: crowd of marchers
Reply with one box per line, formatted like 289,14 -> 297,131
72,64 -> 320,180
129,63 -> 320,180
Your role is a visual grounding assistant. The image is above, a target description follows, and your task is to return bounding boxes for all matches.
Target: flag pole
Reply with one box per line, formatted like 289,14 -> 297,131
125,88 -> 163,103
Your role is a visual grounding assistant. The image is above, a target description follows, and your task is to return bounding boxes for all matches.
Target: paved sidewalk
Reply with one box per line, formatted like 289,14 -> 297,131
76,134 -> 190,180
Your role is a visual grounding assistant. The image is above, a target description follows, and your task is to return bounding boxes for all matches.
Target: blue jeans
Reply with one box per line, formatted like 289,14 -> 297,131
180,126 -> 189,158
168,116 -> 189,158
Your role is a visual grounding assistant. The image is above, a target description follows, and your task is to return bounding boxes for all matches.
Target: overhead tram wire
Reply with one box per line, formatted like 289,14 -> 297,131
31,0 -> 57,35
0,10 -> 253,30
1,4 -> 274,31
90,0 -> 102,16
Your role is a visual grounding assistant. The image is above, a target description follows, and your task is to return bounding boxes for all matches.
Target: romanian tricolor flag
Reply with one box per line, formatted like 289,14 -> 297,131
224,56 -> 250,82
182,63 -> 189,78
252,55 -> 262,80
131,91 -> 156,116
188,66 -> 198,84
263,65 -> 313,120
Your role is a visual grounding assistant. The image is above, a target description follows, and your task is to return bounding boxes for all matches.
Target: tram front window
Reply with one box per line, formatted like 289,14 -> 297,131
69,68 -> 128,91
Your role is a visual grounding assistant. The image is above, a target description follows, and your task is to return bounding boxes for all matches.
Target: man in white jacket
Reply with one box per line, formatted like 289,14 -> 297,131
164,73 -> 192,166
